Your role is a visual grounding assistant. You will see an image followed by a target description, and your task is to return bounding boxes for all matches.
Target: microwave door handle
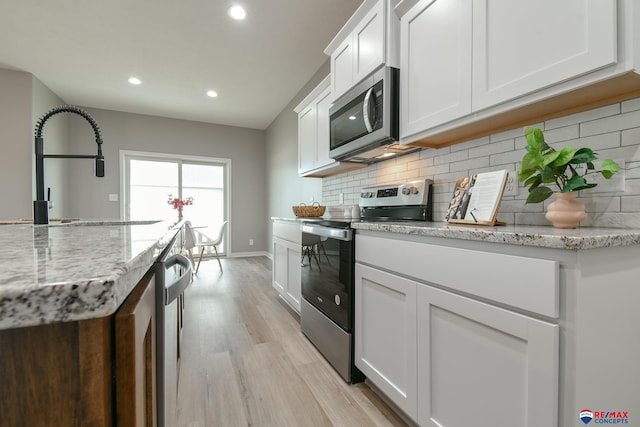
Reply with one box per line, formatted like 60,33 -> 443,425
362,87 -> 374,133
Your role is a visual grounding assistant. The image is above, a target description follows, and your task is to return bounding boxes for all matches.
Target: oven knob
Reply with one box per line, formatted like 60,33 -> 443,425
334,295 -> 341,306
410,186 -> 419,194
402,187 -> 410,195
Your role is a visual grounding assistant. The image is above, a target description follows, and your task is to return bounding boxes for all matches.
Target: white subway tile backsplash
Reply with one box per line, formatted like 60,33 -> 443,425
490,126 -> 532,143
580,109 -> 640,137
420,146 -> 450,158
434,149 -> 468,166
490,148 -> 527,166
622,98 -> 640,113
622,127 -> 640,147
450,156 -> 490,173
546,104 -> 620,129
543,124 -> 579,143
322,97 -> 640,227
569,132 -> 621,150
621,196 -> 640,212
468,139 -> 514,159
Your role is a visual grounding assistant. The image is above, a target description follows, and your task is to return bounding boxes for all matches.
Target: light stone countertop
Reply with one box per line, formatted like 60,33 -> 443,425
0,220 -> 181,330
273,216 -> 640,250
352,221 -> 640,250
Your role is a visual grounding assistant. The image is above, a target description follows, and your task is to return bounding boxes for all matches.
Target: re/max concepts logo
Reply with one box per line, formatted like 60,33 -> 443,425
580,409 -> 629,424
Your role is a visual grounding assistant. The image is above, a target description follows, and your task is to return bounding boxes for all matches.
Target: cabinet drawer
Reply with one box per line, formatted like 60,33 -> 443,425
273,221 -> 302,244
356,234 -> 558,317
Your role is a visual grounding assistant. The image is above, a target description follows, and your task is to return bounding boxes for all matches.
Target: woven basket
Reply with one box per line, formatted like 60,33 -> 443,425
292,202 -> 326,217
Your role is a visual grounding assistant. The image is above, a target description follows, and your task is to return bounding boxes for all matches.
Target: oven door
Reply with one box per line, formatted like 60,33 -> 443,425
300,223 -> 354,332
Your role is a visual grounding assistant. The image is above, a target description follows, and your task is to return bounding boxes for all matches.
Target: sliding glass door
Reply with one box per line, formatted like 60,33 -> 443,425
123,152 -> 228,254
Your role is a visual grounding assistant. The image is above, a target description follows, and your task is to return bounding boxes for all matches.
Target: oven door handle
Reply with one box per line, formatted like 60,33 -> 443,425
301,224 -> 353,241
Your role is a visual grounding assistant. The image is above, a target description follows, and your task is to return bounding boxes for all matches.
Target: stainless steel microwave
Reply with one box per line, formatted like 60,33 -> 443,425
329,66 -> 419,163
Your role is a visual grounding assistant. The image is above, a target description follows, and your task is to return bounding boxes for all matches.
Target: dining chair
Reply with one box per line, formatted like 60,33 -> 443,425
301,232 -> 322,271
184,221 -> 228,274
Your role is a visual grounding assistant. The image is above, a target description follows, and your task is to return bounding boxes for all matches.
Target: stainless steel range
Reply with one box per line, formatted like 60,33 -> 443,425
300,179 -> 432,383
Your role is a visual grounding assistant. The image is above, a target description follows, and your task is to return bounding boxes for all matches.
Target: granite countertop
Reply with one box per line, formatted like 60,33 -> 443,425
0,220 -> 181,330
352,221 -> 640,250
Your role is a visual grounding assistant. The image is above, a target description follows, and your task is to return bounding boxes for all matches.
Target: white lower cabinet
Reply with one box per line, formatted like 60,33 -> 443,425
272,221 -> 302,312
354,264 -> 417,418
355,233 -> 559,426
416,284 -> 558,427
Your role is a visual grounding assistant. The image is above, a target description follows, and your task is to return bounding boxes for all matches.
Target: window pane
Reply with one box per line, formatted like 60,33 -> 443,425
182,163 -> 224,188
126,157 -> 227,255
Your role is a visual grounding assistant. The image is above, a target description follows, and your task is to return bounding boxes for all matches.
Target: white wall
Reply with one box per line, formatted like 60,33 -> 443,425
265,62 -> 328,251
322,98 -> 640,228
0,69 -> 67,221
65,108 -> 268,254
0,69 -> 33,220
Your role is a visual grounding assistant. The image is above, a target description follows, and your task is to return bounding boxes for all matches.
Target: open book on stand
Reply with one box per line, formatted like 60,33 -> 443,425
445,169 -> 509,226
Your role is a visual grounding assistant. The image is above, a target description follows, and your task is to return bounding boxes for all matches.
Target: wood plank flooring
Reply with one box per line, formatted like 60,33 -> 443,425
176,256 -> 408,427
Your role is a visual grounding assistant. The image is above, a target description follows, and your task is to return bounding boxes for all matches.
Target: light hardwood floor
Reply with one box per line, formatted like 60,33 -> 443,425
176,256 -> 408,427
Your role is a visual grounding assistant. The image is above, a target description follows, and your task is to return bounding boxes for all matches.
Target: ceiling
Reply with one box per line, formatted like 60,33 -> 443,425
0,0 -> 362,130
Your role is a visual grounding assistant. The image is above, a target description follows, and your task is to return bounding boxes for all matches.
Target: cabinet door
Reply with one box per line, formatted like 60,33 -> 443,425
297,104 -> 316,174
314,85 -> 335,170
331,36 -> 354,101
355,264 -> 418,420
285,243 -> 302,312
272,238 -> 287,294
472,0 -> 617,110
417,284 -> 558,427
353,0 -> 385,84
115,270 -> 157,427
273,236 -> 302,312
400,0 -> 472,138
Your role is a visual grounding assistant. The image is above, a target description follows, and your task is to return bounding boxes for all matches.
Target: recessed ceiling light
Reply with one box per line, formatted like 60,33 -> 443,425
206,90 -> 218,98
228,5 -> 246,20
128,77 -> 142,85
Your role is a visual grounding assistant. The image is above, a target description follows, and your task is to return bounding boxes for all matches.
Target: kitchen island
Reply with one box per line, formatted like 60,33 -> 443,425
351,221 -> 640,427
0,220 -> 182,426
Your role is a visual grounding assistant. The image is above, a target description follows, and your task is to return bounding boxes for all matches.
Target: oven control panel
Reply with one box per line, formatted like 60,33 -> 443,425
359,179 -> 432,207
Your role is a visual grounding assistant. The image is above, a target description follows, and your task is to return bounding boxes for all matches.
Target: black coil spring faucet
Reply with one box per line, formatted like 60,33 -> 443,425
33,105 -> 105,225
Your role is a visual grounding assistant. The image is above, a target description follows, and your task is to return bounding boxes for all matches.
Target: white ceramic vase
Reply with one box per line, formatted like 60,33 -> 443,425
545,192 -> 587,228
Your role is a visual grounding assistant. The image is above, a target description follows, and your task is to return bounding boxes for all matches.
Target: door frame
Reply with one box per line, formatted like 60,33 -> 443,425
119,150 -> 232,254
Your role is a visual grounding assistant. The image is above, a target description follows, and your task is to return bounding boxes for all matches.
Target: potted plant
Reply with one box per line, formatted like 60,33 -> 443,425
518,126 -> 621,228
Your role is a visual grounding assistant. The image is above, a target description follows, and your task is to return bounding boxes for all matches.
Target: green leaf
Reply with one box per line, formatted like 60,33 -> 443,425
586,162 -> 595,170
541,166 -> 557,183
526,186 -> 554,204
518,168 -> 536,183
554,147 -> 579,166
563,175 -> 590,192
524,175 -> 541,188
524,126 -> 547,152
569,147 -> 597,164
519,152 -> 539,178
600,159 -> 621,178
542,150 -> 561,168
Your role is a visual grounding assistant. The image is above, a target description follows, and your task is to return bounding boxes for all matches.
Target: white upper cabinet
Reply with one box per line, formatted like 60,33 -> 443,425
396,0 -> 638,148
295,76 -> 336,176
295,77 -> 365,178
400,0 -> 472,137
472,0 -> 617,110
326,0 -> 399,102
353,1 -> 385,84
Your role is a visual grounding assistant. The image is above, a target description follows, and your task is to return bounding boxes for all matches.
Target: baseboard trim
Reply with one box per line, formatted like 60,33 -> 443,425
227,251 -> 269,258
